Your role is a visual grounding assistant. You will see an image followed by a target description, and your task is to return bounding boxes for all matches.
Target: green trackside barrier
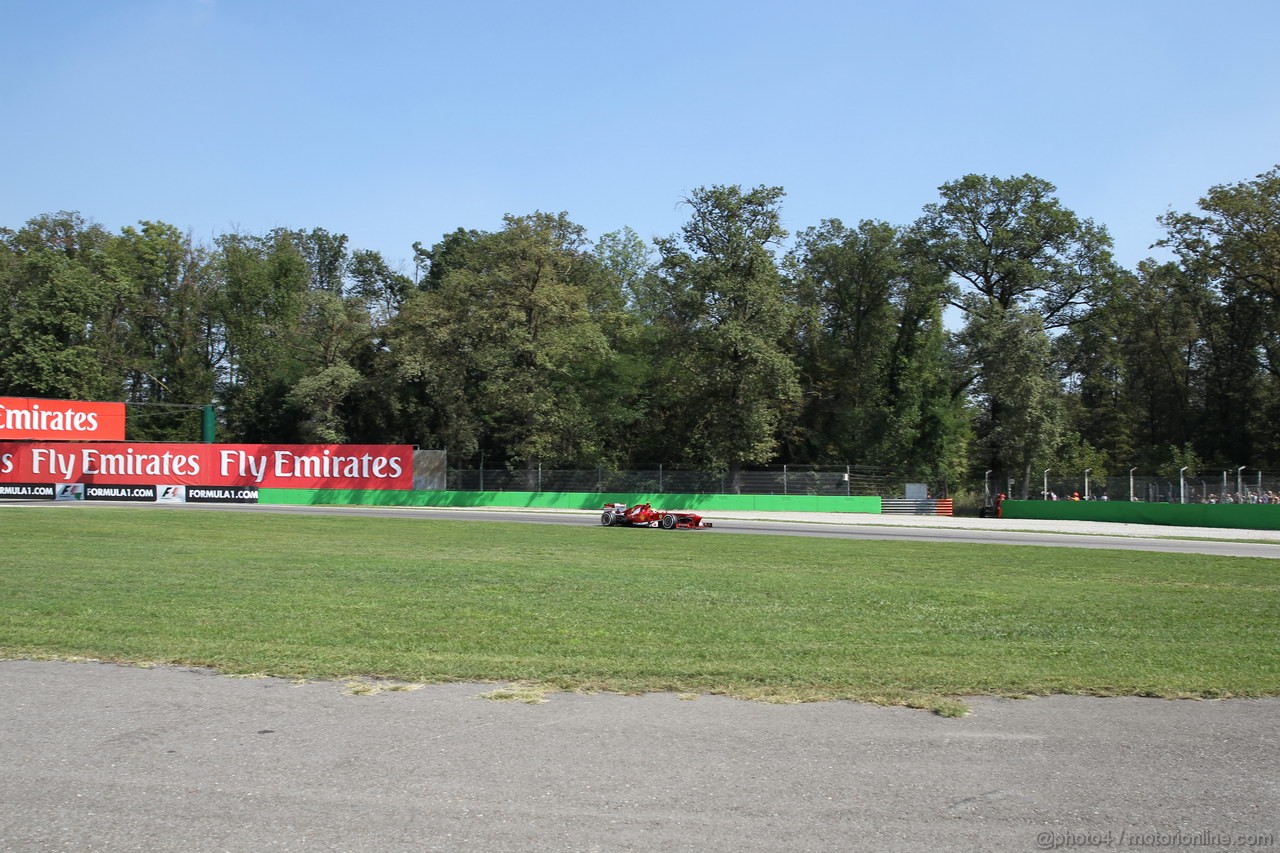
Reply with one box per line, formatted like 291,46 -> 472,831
259,489 -> 882,514
1002,500 -> 1280,531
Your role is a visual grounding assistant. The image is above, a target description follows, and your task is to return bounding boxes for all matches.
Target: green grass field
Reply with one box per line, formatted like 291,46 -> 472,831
1,507 -> 1277,714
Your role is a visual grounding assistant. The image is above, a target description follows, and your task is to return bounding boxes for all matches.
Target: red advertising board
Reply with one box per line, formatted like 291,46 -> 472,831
0,443 -> 414,490
0,397 -> 126,441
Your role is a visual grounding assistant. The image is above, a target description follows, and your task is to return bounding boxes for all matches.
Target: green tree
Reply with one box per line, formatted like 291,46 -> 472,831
1158,165 -> 1280,465
912,175 -> 1116,493
1057,262 -> 1202,470
1159,442 -> 1203,479
412,228 -> 486,292
965,307 -> 1064,498
648,185 -> 801,485
785,218 -> 964,477
0,212 -> 129,401
291,289 -> 375,443
287,227 -> 350,294
349,248 -> 412,326
390,213 -> 623,471
594,226 -> 656,311
215,231 -> 311,441
914,174 -> 1114,329
108,221 -> 221,440
215,227 -> 382,444
786,219 -> 899,461
884,249 -> 972,481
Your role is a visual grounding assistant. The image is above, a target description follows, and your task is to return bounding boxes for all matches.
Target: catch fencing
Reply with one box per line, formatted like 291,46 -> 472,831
435,455 -> 1278,506
991,469 -> 1280,504
445,463 -> 929,498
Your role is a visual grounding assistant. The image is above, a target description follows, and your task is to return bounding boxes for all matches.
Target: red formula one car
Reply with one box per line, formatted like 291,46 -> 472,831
599,502 -> 713,530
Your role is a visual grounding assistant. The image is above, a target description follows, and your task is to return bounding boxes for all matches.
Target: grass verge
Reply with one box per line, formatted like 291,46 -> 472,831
1,507 -> 1276,715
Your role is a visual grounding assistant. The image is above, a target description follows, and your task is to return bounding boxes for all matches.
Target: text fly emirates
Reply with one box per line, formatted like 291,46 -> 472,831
7,448 -> 404,482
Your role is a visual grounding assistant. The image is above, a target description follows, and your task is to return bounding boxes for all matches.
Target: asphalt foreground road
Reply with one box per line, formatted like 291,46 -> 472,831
1,504 -> 1278,851
1,662 -> 1276,853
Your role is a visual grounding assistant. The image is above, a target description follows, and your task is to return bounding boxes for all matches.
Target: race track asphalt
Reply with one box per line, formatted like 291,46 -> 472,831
9,498 -> 1280,559
1,502 -> 1277,851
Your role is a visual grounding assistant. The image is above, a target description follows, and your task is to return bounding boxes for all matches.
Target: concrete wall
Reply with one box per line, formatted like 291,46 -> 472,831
1002,500 -> 1280,531
259,489 -> 882,514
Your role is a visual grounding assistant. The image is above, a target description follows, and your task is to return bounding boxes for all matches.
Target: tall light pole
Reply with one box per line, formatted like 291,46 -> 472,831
985,470 -> 992,504
1129,467 -> 1137,502
1180,467 -> 1188,504
1043,469 -> 1051,500
1084,468 -> 1092,500
1237,466 -> 1246,498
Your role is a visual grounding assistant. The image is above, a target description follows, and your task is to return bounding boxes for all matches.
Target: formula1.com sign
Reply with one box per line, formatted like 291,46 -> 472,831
0,483 -> 261,504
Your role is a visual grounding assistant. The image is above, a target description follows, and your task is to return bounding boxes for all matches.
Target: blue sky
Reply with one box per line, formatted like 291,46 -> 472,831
3,0 -> 1277,273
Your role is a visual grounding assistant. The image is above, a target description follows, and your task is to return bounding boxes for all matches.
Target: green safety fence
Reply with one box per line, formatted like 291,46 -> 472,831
1002,500 -> 1280,531
259,489 -> 882,514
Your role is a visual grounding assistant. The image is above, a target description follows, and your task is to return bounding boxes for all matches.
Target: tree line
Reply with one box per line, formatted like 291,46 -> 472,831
1,168 -> 1277,496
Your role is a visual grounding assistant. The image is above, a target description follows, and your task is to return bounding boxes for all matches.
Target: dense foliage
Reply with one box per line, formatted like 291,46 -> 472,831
2,168 -> 1277,494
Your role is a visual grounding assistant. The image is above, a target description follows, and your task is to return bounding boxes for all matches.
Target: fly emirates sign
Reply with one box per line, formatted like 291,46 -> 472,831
0,443 -> 414,490
0,397 -> 125,441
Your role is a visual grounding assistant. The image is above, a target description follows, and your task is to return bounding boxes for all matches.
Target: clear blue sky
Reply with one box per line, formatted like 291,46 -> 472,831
3,0 -> 1277,273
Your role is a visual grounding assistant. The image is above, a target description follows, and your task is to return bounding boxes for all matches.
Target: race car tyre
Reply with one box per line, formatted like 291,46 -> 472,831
660,514 -> 677,529
601,511 -> 614,526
